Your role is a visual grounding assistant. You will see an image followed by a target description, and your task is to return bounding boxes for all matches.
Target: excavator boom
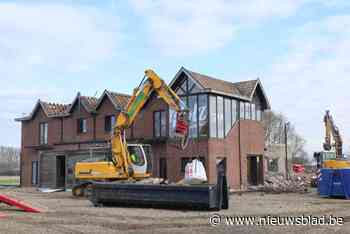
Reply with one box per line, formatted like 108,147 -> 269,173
111,69 -> 189,178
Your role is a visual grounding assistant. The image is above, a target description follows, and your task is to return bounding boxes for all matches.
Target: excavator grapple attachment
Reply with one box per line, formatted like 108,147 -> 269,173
175,111 -> 189,150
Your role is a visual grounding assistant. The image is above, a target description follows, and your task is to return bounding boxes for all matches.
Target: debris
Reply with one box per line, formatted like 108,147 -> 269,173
134,177 -> 167,185
37,188 -> 65,193
263,173 -> 309,194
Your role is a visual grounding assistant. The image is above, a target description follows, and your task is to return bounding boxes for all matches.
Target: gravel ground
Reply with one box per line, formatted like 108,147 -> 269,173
0,188 -> 350,233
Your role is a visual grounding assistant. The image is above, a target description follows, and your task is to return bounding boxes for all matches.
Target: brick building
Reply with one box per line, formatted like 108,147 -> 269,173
16,67 -> 270,190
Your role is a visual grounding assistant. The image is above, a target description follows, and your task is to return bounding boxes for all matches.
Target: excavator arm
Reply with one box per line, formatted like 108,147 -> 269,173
73,69 -> 189,196
111,69 -> 189,177
323,110 -> 343,158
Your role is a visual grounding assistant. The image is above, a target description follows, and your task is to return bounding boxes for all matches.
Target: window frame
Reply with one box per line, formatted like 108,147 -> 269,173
39,122 -> 48,145
251,103 -> 256,121
245,102 -> 251,120
224,98 -> 231,136
77,118 -> 88,134
240,101 -> 245,119
104,115 -> 116,133
153,110 -> 167,138
198,94 -> 209,138
217,96 -> 224,138
209,95 -> 217,138
188,95 -> 198,138
175,94 -> 209,139
231,99 -> 237,126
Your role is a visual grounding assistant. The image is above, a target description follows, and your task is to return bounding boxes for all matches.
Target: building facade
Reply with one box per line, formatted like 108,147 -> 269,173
16,67 -> 270,190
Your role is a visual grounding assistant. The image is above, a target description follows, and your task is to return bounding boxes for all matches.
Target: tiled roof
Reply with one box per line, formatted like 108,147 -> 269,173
94,90 -> 131,111
17,91 -> 131,121
233,80 -> 259,98
183,68 -> 257,99
15,100 -> 70,121
80,96 -> 98,112
106,91 -> 131,110
40,101 -> 70,117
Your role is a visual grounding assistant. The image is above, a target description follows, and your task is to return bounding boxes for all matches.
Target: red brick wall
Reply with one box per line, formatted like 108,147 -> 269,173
63,104 -> 94,143
95,96 -> 120,141
20,98 -> 130,186
132,95 -> 168,140
208,120 -> 265,189
21,108 -> 60,186
127,94 -> 266,188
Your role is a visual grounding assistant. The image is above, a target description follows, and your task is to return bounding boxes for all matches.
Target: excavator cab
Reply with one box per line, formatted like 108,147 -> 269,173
127,144 -> 152,176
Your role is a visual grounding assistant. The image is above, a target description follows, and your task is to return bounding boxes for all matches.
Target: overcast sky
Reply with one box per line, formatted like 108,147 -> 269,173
1,0 -> 350,154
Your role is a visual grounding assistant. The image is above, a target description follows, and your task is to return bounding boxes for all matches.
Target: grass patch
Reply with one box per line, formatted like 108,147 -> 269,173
0,176 -> 20,185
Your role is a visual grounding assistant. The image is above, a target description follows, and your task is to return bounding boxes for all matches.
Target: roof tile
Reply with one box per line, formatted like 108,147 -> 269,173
40,101 -> 70,117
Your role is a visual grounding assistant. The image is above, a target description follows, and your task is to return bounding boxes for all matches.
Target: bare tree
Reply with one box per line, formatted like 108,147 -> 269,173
262,110 -> 308,162
0,146 -> 20,176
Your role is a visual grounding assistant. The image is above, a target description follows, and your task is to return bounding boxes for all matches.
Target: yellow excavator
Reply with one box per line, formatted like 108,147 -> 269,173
314,110 -> 349,170
72,69 -> 189,196
322,110 -> 350,168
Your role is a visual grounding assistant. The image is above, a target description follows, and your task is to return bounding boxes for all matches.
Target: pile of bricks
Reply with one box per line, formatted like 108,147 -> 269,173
263,174 -> 309,194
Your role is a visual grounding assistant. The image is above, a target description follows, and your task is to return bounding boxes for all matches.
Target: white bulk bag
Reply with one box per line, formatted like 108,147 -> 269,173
184,159 -> 207,184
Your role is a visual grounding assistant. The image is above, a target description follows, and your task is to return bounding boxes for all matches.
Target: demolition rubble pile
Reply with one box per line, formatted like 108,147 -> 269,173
263,174 -> 310,194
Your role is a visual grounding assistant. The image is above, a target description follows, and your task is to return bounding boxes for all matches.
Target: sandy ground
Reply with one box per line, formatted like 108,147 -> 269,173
0,188 -> 350,233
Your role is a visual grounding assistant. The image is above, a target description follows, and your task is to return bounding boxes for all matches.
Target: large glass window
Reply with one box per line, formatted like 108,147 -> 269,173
251,103 -> 256,120
169,95 -> 208,138
39,122 -> 48,145
169,109 -> 176,138
161,111 -> 167,137
154,112 -> 160,137
198,95 -> 208,137
209,96 -> 217,137
245,102 -> 251,120
224,98 -> 231,136
231,100 -> 237,126
257,106 -> 262,121
154,111 -> 167,137
188,95 -> 198,138
240,102 -> 245,119
217,96 -> 224,138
